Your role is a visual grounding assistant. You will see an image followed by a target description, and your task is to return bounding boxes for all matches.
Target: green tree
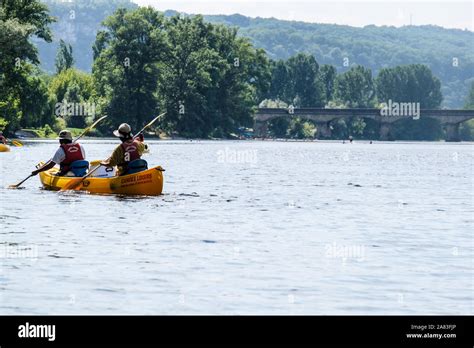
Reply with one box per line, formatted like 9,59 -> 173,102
269,60 -> 290,102
49,68 -> 95,128
157,15 -> 270,137
205,22 -> 270,136
319,64 -> 337,103
18,68 -> 54,128
376,64 -> 442,108
0,0 -> 55,133
375,64 -> 443,140
55,39 -> 74,73
460,81 -> 474,140
93,7 -> 167,132
157,15 -> 223,137
287,118 -> 316,139
335,65 -> 375,108
285,53 -> 325,107
464,81 -> 474,109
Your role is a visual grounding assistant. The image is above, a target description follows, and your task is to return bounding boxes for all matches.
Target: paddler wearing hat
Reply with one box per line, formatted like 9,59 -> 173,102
100,123 -> 146,176
31,130 -> 87,177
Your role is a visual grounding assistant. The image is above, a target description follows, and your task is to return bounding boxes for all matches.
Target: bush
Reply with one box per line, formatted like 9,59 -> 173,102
288,118 -> 316,139
43,124 -> 54,137
460,119 -> 474,141
53,117 -> 67,132
0,117 -> 8,132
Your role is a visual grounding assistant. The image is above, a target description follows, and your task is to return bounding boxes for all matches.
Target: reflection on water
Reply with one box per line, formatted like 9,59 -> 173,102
0,139 -> 472,314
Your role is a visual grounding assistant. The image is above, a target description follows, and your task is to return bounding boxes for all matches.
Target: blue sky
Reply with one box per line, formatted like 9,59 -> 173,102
133,0 -> 473,31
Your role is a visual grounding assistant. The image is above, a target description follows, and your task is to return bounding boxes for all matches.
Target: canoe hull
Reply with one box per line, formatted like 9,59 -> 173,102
39,166 -> 164,196
0,144 -> 10,152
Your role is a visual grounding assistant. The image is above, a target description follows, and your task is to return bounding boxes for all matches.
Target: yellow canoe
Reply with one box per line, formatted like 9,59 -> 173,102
38,165 -> 164,196
0,144 -> 10,152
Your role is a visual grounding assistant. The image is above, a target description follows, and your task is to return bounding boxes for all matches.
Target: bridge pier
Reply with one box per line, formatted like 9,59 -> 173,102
379,122 -> 393,141
254,121 -> 268,138
445,123 -> 460,142
315,122 -> 332,139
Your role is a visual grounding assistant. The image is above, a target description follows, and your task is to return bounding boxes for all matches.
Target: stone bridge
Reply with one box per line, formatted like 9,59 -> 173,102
254,108 -> 474,141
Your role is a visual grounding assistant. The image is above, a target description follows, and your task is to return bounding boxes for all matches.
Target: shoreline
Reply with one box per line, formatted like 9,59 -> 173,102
11,137 -> 474,145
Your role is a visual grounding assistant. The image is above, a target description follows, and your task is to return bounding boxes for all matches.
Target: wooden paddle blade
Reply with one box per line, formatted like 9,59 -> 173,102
134,112 -> 166,137
72,115 -> 107,143
8,174 -> 33,189
11,140 -> 23,147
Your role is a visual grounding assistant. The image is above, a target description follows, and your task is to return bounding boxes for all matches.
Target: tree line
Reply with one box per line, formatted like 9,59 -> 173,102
35,1 -> 474,109
1,1 -> 473,140
262,56 -> 458,140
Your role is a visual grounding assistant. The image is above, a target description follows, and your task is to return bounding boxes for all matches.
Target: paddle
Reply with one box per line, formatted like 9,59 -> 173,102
134,112 -> 166,139
8,115 -> 107,189
11,140 -> 23,147
62,112 -> 166,191
61,164 -> 103,191
10,174 -> 34,188
72,115 -> 108,144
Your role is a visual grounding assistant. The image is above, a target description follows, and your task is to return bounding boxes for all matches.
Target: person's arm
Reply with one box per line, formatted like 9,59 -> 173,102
80,144 -> 86,159
32,148 -> 64,175
100,145 -> 122,167
137,141 -> 146,155
31,160 -> 56,176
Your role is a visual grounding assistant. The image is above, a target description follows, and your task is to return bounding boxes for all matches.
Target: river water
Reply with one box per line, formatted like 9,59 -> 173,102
0,139 -> 472,314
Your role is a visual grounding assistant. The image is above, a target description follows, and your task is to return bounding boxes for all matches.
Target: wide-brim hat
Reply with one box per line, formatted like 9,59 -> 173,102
113,123 -> 132,137
57,130 -> 73,141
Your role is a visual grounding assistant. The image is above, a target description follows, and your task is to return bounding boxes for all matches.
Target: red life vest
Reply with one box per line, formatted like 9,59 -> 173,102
120,139 -> 141,163
60,143 -> 84,172
0,135 -> 6,144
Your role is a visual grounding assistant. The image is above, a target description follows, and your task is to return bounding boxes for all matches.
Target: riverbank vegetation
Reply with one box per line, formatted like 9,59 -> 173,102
1,0 -> 473,140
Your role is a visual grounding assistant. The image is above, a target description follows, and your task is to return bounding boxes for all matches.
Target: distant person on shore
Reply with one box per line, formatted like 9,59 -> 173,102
100,123 -> 146,176
0,131 -> 7,144
349,136 -> 353,143
31,130 -> 87,177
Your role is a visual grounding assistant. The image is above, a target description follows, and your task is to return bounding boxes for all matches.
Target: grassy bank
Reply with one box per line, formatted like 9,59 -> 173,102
20,127 -> 98,139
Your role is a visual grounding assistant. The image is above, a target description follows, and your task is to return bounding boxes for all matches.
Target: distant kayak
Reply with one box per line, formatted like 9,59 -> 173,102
0,144 -> 10,152
38,164 -> 164,196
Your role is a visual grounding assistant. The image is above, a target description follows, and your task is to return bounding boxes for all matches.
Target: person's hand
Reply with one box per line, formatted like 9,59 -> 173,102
31,170 -> 39,176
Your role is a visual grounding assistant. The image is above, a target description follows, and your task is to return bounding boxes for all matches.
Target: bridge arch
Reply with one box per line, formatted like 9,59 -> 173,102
254,108 -> 474,141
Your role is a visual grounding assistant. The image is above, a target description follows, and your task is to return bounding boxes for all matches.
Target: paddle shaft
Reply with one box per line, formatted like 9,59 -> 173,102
62,164 -> 103,191
11,174 -> 33,188
72,115 -> 107,143
134,112 -> 166,138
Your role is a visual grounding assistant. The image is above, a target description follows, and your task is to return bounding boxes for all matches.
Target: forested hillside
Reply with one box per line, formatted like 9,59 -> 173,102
35,1 -> 474,108
204,15 -> 474,109
34,0 -> 137,72
3,0 -> 474,140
